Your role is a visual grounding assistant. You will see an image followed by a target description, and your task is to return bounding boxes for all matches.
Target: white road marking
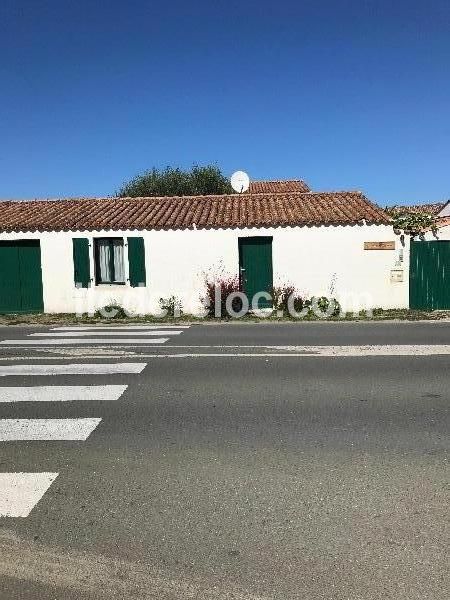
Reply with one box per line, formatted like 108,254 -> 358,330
29,331 -> 183,337
0,473 -> 58,517
0,385 -> 127,403
0,363 -> 146,376
144,344 -> 450,355
0,345 -> 447,361
51,325 -> 191,330
61,344 -> 450,358
0,338 -> 169,346
0,418 -> 102,441
263,344 -> 450,356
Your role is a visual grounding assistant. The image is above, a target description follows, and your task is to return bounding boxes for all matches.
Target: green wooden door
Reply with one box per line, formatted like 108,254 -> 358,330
0,241 -> 44,313
238,237 -> 273,308
18,241 -> 44,312
410,241 -> 450,310
0,243 -> 22,313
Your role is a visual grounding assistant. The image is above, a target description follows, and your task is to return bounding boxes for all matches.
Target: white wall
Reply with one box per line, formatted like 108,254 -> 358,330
438,203 -> 450,218
422,223 -> 450,241
0,224 -> 409,314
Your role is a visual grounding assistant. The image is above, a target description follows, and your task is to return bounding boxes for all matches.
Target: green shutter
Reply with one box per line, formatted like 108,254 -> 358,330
128,237 -> 146,287
72,238 -> 91,288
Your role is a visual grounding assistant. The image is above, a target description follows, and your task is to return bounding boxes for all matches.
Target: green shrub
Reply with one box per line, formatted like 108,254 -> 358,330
271,284 -> 304,315
159,296 -> 182,317
305,296 -> 341,318
94,303 -> 129,319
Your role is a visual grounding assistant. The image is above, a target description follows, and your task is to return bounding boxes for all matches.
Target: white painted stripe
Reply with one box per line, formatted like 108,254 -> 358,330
151,344 -> 450,355
0,345 -> 447,361
0,338 -> 169,346
0,363 -> 146,376
51,325 -> 191,331
0,349 -> 448,360
0,473 -> 58,517
76,344 -> 450,358
0,418 -> 102,441
30,331 -> 183,337
263,344 -> 450,356
0,385 -> 127,403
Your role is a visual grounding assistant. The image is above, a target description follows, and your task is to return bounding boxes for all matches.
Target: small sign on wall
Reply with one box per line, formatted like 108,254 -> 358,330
364,241 -> 395,250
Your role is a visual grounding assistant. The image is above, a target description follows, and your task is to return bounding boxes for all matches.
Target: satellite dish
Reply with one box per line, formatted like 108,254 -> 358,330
230,170 -> 250,193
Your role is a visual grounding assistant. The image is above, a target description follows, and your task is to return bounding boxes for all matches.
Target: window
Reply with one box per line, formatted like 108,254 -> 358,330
94,238 -> 125,284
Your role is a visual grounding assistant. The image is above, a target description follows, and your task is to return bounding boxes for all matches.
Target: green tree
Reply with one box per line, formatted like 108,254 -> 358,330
117,164 -> 233,197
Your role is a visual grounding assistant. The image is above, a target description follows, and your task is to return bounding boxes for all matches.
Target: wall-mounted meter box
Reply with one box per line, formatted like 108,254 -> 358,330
390,269 -> 404,283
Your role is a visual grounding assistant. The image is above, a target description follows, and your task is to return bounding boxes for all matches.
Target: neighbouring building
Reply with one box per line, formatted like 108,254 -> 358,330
387,200 -> 450,310
0,181 -> 411,315
387,200 -> 450,239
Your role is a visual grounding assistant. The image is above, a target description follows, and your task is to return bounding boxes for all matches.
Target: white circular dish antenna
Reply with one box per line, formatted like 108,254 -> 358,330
230,170 -> 250,193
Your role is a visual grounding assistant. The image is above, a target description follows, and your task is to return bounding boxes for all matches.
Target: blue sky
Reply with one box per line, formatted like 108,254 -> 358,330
0,0 -> 449,205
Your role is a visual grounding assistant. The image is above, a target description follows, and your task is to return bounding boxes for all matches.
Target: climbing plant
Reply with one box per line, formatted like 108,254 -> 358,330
386,208 -> 437,236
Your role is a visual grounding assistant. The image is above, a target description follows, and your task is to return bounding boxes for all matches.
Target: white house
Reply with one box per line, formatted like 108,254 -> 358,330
0,181 -> 409,315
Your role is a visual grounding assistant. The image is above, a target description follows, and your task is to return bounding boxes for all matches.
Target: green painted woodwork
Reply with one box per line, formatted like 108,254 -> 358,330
0,243 -> 21,313
19,241 -> 45,312
72,238 -> 91,288
127,237 -> 147,287
410,241 -> 450,309
0,240 -> 44,314
238,236 -> 273,308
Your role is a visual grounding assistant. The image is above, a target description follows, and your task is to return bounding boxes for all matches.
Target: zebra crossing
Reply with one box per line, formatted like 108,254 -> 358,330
0,325 -> 190,517
0,362 -> 143,517
0,324 -> 191,347
0,385 -> 128,402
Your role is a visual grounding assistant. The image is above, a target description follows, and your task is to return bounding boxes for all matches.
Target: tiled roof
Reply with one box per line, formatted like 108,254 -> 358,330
0,191 -> 390,233
386,202 -> 447,216
247,180 -> 310,193
437,217 -> 450,228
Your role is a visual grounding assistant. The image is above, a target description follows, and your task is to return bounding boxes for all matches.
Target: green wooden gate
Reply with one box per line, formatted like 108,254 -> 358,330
410,241 -> 450,310
0,240 -> 44,313
238,236 -> 273,308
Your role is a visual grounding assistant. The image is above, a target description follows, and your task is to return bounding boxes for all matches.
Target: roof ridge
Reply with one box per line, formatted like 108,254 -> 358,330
387,200 -> 447,208
250,178 -> 306,183
302,189 -> 364,195
0,190 -> 365,205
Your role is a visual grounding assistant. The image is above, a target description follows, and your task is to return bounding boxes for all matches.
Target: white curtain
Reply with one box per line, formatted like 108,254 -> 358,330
97,239 -> 125,283
97,240 -> 111,283
113,240 -> 125,283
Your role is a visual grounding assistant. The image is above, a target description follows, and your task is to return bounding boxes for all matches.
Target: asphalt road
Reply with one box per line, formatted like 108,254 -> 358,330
0,323 -> 449,599
2,320 -> 450,346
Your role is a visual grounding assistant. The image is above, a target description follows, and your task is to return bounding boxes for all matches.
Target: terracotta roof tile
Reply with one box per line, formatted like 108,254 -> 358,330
0,191 -> 390,233
247,180 -> 310,194
386,202 -> 447,216
437,216 -> 450,228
